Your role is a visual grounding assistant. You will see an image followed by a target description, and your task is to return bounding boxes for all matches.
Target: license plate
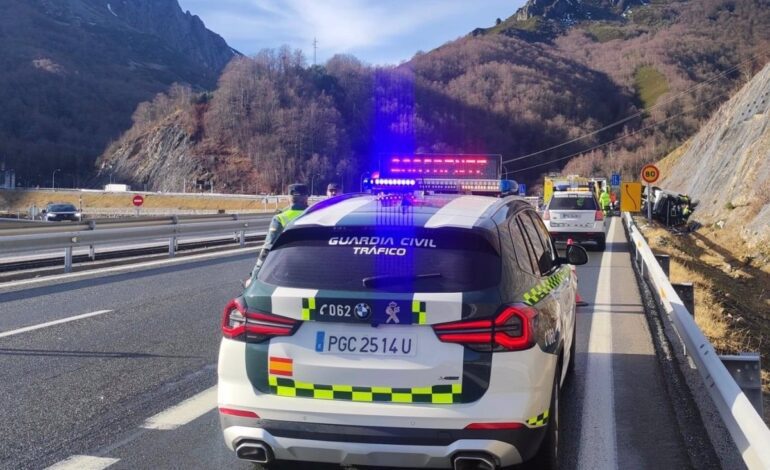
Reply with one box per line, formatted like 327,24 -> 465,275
315,331 -> 416,356
561,213 -> 580,219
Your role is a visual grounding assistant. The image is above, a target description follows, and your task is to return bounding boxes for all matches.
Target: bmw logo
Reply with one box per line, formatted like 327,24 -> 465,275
354,303 -> 372,320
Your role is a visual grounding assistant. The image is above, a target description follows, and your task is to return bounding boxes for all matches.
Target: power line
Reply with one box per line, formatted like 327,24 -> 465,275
510,91 -> 728,174
501,53 -> 765,166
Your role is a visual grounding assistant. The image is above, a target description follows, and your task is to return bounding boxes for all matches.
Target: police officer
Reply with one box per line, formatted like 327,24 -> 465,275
253,183 -> 309,273
599,188 -> 611,217
326,183 -> 340,197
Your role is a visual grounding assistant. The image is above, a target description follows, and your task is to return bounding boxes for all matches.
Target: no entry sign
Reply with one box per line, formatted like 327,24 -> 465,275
132,195 -> 144,207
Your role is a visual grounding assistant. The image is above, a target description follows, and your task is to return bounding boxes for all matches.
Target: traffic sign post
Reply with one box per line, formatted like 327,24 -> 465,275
641,164 -> 660,221
132,195 -> 144,217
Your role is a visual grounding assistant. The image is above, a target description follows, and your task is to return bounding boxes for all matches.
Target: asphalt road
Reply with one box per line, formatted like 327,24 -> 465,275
0,218 -> 707,469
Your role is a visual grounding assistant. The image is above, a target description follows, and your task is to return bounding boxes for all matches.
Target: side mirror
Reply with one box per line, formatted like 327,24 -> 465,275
563,244 -> 588,265
274,209 -> 282,214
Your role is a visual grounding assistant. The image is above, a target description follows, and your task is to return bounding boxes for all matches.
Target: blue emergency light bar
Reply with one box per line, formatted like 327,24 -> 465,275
381,154 -> 502,180
363,154 -> 507,195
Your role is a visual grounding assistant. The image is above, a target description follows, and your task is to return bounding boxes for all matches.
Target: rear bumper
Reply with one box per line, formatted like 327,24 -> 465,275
221,416 -> 541,467
549,231 -> 605,243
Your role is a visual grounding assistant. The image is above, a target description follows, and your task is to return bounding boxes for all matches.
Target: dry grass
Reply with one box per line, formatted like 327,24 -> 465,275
0,189 -> 290,214
638,218 -> 770,423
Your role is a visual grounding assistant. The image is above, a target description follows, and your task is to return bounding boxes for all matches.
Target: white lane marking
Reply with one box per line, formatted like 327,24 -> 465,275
294,196 -> 374,226
0,246 -> 261,291
46,455 -> 119,470
577,218 -> 618,470
424,196 -> 497,228
0,310 -> 112,339
141,386 -> 217,430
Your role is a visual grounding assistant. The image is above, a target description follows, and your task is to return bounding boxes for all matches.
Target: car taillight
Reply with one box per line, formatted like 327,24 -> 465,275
221,298 -> 299,343
542,210 -> 550,220
432,305 -> 538,352
595,210 -> 604,221
219,407 -> 260,418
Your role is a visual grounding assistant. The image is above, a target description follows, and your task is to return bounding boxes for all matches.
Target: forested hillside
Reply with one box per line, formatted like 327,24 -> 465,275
0,0 -> 236,187
100,0 -> 770,193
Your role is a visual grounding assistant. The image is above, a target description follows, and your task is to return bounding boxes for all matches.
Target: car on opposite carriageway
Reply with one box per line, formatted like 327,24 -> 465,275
217,192 -> 588,470
41,203 -> 81,222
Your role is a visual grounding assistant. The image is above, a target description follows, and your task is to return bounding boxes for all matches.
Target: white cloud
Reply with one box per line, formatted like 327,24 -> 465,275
178,0 -> 524,64
282,0 -> 467,51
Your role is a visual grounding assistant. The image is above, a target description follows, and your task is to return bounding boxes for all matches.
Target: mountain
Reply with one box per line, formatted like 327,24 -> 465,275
0,0 -> 237,187
659,63 -> 770,248
99,0 -> 769,194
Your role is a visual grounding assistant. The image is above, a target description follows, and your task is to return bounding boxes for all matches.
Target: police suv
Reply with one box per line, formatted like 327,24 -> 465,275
218,193 -> 587,469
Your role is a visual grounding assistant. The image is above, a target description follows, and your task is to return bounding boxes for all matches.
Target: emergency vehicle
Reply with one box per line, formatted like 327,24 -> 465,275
218,155 -> 588,469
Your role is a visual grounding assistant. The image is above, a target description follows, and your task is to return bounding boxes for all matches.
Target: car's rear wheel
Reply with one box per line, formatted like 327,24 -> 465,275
596,236 -> 606,251
530,362 -> 560,469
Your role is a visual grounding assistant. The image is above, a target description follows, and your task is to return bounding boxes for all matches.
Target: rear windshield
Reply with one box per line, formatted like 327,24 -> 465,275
548,194 -> 597,210
49,204 -> 77,212
258,227 -> 501,292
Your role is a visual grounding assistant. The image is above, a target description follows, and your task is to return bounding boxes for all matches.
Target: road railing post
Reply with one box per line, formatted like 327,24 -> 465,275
672,282 -> 695,316
655,254 -> 670,278
719,353 -> 764,416
64,246 -> 73,273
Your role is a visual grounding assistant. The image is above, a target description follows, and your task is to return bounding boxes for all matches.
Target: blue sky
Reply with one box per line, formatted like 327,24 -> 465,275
177,0 -> 526,66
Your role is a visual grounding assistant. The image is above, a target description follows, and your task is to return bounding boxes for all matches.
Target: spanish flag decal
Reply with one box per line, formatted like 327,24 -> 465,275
268,357 -> 293,377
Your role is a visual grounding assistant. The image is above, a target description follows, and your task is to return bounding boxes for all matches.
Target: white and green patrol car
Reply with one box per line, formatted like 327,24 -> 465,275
218,193 -> 588,469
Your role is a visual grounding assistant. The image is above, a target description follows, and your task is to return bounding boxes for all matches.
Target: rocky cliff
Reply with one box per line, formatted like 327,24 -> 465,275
515,0 -> 645,22
0,0 -> 237,186
661,64 -> 770,248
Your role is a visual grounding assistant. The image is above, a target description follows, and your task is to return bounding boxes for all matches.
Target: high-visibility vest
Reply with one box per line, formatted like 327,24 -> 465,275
276,209 -> 304,228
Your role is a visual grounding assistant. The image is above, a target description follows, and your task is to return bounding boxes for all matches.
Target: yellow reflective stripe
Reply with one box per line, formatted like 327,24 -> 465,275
275,386 -> 296,397
391,393 -> 413,403
301,297 -> 316,320
313,389 -> 334,400
432,394 -> 453,404
352,391 -> 373,402
268,376 -> 462,404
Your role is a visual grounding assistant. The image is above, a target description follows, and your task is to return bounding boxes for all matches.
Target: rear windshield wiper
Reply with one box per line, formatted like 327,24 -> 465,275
362,273 -> 442,288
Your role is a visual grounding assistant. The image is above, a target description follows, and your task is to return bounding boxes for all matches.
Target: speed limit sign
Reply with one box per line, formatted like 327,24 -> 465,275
641,164 -> 660,184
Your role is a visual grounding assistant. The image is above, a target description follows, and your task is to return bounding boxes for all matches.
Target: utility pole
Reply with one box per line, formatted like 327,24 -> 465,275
52,168 -> 61,190
313,37 -> 318,66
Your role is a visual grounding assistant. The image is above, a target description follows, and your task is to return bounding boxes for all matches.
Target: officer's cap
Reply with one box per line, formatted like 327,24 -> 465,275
327,183 -> 340,191
288,184 -> 309,196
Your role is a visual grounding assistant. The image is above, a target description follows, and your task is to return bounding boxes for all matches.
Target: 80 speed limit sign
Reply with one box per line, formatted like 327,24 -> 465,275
641,164 -> 660,184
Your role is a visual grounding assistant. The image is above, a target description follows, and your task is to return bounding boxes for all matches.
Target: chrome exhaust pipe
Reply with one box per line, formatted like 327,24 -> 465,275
235,440 -> 273,464
453,452 -> 497,470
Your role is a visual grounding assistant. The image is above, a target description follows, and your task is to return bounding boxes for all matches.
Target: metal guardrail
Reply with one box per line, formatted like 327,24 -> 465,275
623,212 -> 770,469
0,214 -> 271,273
